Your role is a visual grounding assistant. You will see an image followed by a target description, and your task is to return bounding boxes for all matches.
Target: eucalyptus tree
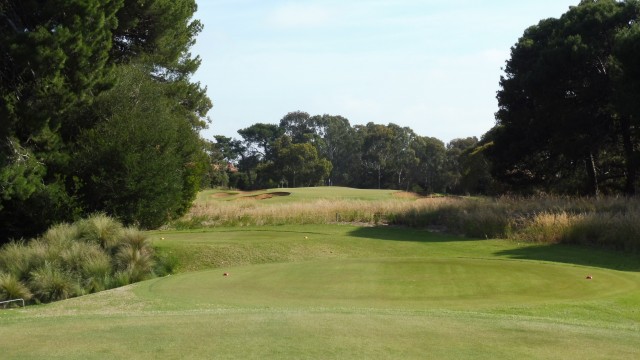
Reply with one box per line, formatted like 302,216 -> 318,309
359,123 -> 394,189
237,123 -> 284,188
279,111 -> 320,144
313,115 -> 360,186
265,136 -> 332,188
411,136 -> 447,193
386,124 -> 418,190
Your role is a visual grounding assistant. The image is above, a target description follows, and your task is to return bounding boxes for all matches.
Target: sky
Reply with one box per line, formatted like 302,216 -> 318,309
191,0 -> 579,144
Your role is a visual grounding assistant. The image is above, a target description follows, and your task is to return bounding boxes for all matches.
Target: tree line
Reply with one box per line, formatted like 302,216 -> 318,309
204,0 -> 640,198
203,111 -> 492,194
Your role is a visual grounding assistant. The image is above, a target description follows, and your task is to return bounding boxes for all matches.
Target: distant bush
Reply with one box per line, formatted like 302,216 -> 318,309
0,214 -> 170,304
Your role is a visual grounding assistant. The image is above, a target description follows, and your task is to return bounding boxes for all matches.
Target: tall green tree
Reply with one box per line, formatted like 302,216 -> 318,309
388,124 -> 418,190
410,136 -> 446,193
1,0 -> 123,241
489,0 -> 640,195
266,136 -> 332,188
443,137 -> 479,194
72,65 -> 207,229
279,111 -> 319,144
313,115 -> 360,186
0,0 -> 210,241
613,20 -> 640,195
359,123 -> 394,189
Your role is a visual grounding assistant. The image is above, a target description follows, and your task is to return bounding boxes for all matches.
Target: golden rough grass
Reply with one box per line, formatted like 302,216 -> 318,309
176,197 -> 459,228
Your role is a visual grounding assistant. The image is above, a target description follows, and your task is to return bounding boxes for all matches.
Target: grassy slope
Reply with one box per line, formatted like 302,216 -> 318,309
1,224 -> 639,359
196,187 -> 409,204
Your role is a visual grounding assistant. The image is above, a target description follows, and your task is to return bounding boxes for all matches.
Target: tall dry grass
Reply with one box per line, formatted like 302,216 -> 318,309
173,197 -> 458,228
389,196 -> 640,252
176,193 -> 640,252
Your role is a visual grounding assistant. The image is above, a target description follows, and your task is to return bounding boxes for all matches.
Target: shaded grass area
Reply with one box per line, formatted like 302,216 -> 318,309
348,227 -> 640,272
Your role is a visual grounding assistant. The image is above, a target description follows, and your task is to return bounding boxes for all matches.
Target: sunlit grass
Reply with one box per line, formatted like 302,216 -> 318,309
1,225 -> 639,359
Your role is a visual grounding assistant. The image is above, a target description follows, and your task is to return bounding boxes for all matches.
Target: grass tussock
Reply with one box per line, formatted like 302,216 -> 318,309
0,214 -> 169,305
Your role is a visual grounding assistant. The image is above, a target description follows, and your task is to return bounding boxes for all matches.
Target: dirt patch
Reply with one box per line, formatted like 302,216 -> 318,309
211,193 -> 233,198
237,191 -> 291,201
269,191 -> 291,197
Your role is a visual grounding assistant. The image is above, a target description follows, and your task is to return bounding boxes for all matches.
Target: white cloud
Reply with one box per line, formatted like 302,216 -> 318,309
267,3 -> 333,29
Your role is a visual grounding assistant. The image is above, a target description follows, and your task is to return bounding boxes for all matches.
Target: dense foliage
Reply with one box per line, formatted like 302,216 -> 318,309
205,111 -> 487,194
1,0 -> 210,243
487,0 -> 640,196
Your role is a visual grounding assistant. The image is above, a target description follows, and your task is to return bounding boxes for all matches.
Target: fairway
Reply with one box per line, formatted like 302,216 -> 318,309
1,225 -> 639,359
145,258 -> 635,310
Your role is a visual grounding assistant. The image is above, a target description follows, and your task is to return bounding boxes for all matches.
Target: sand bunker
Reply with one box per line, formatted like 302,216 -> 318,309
237,191 -> 291,201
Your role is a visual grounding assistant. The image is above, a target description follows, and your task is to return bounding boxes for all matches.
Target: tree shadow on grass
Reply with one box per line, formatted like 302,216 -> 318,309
347,226 -> 483,243
494,244 -> 640,272
348,227 -> 640,272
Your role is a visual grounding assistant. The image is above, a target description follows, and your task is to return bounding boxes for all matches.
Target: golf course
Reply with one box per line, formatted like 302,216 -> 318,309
1,188 -> 639,359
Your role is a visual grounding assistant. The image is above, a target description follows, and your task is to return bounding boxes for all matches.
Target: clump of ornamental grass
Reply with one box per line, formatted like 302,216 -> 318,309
0,215 -> 167,305
29,262 -> 81,302
0,273 -> 33,302
77,213 -> 125,250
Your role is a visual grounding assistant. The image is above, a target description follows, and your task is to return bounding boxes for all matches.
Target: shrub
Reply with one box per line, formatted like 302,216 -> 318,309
0,242 -> 33,280
0,215 -> 169,305
0,273 -> 33,301
80,252 -> 112,293
120,227 -> 150,251
115,244 -> 155,282
29,263 -> 81,302
77,213 -> 124,250
41,223 -> 78,247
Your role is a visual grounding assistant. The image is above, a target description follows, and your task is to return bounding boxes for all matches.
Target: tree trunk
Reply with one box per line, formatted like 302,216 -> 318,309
585,152 -> 599,197
620,117 -> 636,196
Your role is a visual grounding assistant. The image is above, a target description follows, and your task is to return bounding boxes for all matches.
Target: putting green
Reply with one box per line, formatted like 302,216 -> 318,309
140,257 -> 637,310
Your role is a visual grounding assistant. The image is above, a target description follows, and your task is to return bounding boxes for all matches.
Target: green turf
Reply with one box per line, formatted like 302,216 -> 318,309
196,186 -> 410,204
1,225 -> 639,359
